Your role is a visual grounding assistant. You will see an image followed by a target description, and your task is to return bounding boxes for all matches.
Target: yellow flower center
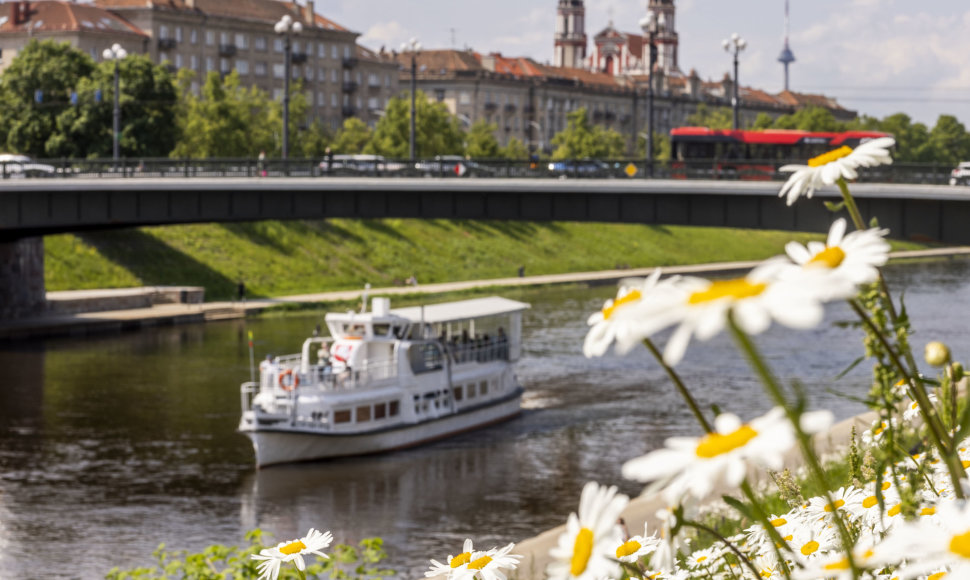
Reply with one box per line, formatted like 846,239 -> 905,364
823,557 -> 850,571
824,499 -> 845,512
863,496 -> 878,509
280,540 -> 306,556
807,246 -> 846,269
801,541 -> 820,556
570,528 -> 594,576
602,289 -> 641,320
872,422 -> 886,436
450,552 -> 472,568
888,503 -> 901,517
808,145 -> 853,167
688,279 -> 767,305
695,425 -> 758,458
962,460 -> 970,469
760,568 -> 773,578
616,540 -> 642,559
770,518 -> 787,527
928,572 -> 947,580
882,481 -> 892,491
920,507 -> 937,516
468,556 -> 492,570
949,530 -> 970,559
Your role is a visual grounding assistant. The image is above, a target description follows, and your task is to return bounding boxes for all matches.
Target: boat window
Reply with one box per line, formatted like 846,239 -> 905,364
479,381 -> 488,395
373,323 -> 391,337
392,325 -> 406,338
374,403 -> 387,419
407,342 -> 443,374
467,383 -> 476,398
334,409 -> 351,423
389,400 -> 400,416
453,386 -> 463,401
356,405 -> 371,422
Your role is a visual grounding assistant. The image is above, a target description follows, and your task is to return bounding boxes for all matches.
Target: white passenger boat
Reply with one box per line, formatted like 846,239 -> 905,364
238,295 -> 530,467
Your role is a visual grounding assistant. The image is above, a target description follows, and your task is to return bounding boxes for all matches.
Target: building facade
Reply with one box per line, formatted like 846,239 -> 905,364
0,0 -> 399,130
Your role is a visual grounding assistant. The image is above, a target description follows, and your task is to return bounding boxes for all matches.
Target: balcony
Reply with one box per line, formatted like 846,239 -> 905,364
504,103 -> 516,113
523,104 -> 535,114
342,81 -> 358,93
483,102 -> 498,112
341,105 -> 356,117
341,56 -> 358,68
157,37 -> 177,50
290,51 -> 308,65
218,44 -> 237,57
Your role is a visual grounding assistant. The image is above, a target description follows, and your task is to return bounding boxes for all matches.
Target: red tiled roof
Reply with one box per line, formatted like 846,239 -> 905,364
94,0 -> 348,31
0,1 -> 145,36
777,90 -> 849,111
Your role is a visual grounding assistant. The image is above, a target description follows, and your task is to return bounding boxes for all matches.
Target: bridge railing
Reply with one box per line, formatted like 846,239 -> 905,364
4,156 -> 959,185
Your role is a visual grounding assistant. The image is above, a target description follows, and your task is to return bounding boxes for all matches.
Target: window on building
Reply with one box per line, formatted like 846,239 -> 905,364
205,56 -> 214,71
343,69 -> 350,82
434,89 -> 445,102
205,30 -> 215,46
272,63 -> 284,78
318,67 -> 326,81
342,93 -> 349,106
190,55 -> 198,70
305,41 -> 313,56
459,91 -> 471,105
174,54 -> 182,68
331,44 -> 338,59
190,28 -> 197,44
356,95 -> 362,108
331,93 -> 338,107
331,69 -> 338,82
274,38 -> 284,52
254,36 -> 266,51
355,71 -> 361,84
191,80 -> 199,94
254,61 -> 267,76
292,40 -> 300,53
318,43 -> 326,58
235,33 -> 248,49
160,51 -> 169,63
305,67 -> 314,80
219,57 -> 229,73
175,27 -> 182,42
292,66 -> 300,79
317,91 -> 325,106
368,96 -> 378,109
273,88 -> 283,101
343,45 -> 350,58
369,73 -> 379,86
159,25 -> 169,39
220,31 -> 230,45
237,59 -> 249,74
385,73 -> 391,87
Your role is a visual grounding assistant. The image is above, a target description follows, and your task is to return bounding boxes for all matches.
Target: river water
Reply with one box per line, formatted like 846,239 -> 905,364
1,257 -> 969,579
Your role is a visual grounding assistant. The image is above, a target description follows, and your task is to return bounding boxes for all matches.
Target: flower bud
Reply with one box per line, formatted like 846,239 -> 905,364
924,341 -> 950,367
952,362 -> 964,381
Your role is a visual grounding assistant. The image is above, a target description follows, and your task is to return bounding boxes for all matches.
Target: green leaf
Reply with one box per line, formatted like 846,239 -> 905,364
836,355 -> 866,379
824,201 -> 846,212
722,495 -> 756,521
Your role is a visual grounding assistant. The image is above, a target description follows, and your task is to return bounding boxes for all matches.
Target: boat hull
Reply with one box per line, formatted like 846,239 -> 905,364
242,388 -> 523,467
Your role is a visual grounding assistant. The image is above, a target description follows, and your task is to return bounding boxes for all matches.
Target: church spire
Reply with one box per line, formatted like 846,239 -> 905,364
777,0 -> 796,91
554,0 -> 587,68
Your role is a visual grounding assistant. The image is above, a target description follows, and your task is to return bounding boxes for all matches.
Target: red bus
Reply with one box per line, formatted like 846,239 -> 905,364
669,127 -> 893,180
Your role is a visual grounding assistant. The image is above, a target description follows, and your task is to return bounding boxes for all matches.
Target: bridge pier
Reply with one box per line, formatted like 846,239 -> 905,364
0,237 -> 45,320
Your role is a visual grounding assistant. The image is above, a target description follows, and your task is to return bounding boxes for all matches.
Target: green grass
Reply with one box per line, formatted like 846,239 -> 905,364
44,219 -> 928,301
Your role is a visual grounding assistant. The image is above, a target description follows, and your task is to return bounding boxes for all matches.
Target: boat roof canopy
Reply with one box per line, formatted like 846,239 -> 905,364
390,296 -> 530,324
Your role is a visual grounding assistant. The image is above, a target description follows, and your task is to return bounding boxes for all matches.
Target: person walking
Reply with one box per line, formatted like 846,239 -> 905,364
258,150 -> 266,177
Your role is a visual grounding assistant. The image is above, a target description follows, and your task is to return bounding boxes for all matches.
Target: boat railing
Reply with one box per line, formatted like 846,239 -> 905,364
299,358 -> 398,391
240,381 -> 259,412
444,337 -> 510,365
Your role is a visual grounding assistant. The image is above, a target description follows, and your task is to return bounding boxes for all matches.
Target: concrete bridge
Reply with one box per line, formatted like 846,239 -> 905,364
2,177 -> 969,318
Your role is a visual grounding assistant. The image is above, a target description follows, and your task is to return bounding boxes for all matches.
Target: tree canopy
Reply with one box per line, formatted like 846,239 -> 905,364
549,108 -> 626,159
367,91 -> 464,157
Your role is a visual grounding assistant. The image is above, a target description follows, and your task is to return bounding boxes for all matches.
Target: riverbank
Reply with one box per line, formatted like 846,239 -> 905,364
2,246 -> 968,341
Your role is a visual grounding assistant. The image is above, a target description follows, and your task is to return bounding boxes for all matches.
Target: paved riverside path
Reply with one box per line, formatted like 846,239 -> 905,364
0,246 -> 968,340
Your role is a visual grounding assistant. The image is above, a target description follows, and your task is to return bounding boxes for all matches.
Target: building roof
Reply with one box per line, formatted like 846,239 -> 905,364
93,0 -> 348,32
0,1 -> 145,36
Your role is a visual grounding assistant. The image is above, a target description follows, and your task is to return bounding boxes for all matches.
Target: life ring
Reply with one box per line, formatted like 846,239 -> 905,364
278,369 -> 299,391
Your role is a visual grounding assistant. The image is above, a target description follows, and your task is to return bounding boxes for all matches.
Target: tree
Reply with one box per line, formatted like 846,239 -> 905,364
874,113 -> 932,163
636,130 -> 671,161
501,136 -> 530,160
751,113 -> 775,130
684,104 -> 733,130
367,91 -> 464,158
549,108 -> 625,160
926,115 -> 970,166
0,39 -> 95,156
172,70 -> 276,158
332,117 -> 372,154
48,54 -> 178,158
772,106 -> 844,132
464,120 -> 501,158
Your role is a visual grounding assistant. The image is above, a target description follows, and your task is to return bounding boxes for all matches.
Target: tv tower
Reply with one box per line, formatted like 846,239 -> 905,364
778,0 -> 796,91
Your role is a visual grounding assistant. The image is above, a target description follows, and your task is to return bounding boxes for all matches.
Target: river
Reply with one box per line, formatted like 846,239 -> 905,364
1,257 -> 969,579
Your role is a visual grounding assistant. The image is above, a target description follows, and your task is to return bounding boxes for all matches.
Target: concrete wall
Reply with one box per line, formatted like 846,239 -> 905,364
0,237 -> 45,320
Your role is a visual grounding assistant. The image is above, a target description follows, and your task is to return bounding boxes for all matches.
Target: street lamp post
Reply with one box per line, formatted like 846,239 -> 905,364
639,11 -> 661,178
102,43 -> 127,161
401,38 -> 421,162
275,14 -> 303,160
722,32 -> 747,130
528,121 -> 543,155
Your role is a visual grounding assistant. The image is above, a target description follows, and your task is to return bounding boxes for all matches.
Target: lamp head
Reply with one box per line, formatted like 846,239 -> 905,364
102,48 -> 112,60
292,21 -> 303,34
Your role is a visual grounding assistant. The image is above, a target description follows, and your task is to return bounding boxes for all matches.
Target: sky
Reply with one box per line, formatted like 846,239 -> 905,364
318,0 -> 970,129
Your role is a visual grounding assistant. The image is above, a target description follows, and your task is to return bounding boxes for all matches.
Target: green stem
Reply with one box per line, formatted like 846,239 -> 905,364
849,300 -> 966,499
727,314 -> 860,578
836,178 -> 867,232
680,518 -> 763,580
643,338 -> 713,433
739,480 -> 794,580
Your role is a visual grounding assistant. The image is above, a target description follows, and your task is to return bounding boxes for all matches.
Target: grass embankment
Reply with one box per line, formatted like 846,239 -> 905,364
44,219 -> 927,301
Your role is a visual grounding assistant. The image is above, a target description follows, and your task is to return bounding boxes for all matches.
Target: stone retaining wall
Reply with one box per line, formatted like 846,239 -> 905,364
0,237 -> 45,319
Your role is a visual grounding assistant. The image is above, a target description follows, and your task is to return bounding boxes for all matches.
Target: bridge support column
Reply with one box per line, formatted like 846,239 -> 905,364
0,237 -> 45,320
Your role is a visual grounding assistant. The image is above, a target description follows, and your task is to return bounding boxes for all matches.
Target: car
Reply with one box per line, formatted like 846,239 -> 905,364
415,155 -> 493,177
319,154 -> 402,175
949,161 -> 970,186
546,159 -> 610,178
0,153 -> 56,178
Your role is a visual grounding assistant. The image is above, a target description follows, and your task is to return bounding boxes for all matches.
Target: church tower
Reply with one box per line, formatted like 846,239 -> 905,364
554,0 -> 587,69
646,0 -> 680,74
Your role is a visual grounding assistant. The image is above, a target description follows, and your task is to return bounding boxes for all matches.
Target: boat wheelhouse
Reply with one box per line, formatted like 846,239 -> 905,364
239,296 -> 530,467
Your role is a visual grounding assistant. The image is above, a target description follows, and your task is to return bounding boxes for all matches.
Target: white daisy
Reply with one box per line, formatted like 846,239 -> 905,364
547,481 -> 629,580
583,269 -> 668,358
614,522 -> 660,564
875,498 -> 970,577
468,543 -> 522,580
252,528 -> 333,580
802,486 -> 866,523
630,262 -> 826,365
744,509 -> 802,554
788,524 -> 840,566
790,544 -> 880,580
778,137 -> 896,206
622,407 -> 804,502
782,218 -> 890,297
426,539 -> 479,580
